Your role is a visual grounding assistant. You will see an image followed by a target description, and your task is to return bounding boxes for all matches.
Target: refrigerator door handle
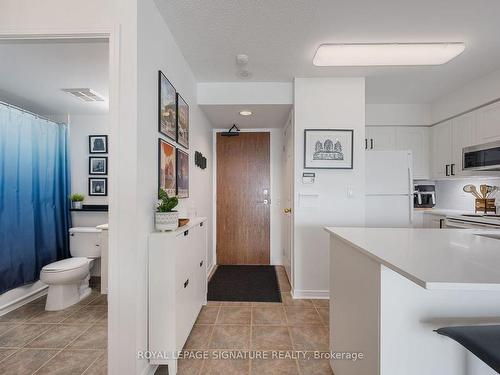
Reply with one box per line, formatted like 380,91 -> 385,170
408,166 -> 413,225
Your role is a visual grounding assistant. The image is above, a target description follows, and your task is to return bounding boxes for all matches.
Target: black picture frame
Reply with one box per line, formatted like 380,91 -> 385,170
176,148 -> 189,198
89,156 -> 108,175
89,135 -> 108,154
304,129 -> 354,169
158,138 -> 177,198
88,177 -> 107,196
158,71 -> 177,141
176,92 -> 189,149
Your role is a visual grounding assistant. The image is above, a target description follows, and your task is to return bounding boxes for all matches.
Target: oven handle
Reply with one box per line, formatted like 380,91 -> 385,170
444,218 -> 500,229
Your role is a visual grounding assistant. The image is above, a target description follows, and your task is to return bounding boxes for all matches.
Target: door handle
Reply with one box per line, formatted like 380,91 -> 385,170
451,164 -> 455,176
184,279 -> 189,288
370,138 -> 374,149
365,138 -> 368,150
445,164 -> 450,176
283,208 -> 292,214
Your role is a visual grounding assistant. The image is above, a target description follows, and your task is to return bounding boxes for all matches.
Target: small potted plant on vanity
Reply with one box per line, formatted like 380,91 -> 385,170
70,193 -> 84,210
155,188 -> 179,231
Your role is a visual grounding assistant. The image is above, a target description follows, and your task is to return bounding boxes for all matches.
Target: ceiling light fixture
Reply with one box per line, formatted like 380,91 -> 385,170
62,88 -> 106,102
239,110 -> 252,116
312,43 -> 466,66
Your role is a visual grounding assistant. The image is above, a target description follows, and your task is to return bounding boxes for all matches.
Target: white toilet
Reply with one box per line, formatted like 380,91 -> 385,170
40,227 -> 102,311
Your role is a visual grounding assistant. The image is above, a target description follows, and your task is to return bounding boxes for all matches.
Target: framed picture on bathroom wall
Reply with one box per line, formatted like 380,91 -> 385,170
176,148 -> 189,198
158,71 -> 177,141
176,93 -> 189,149
158,138 -> 177,197
89,177 -> 107,196
304,129 -> 354,169
89,135 -> 108,154
89,156 -> 107,175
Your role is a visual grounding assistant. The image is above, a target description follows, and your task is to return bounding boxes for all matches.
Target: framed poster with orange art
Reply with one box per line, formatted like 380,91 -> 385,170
158,139 -> 176,197
176,149 -> 189,198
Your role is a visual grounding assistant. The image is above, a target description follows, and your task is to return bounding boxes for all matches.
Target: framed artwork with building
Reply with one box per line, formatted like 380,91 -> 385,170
304,129 -> 354,169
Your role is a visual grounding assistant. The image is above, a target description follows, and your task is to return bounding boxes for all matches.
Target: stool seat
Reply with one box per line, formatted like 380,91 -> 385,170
436,325 -> 500,374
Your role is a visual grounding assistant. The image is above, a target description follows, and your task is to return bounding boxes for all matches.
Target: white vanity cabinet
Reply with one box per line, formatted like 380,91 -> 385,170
148,217 -> 207,374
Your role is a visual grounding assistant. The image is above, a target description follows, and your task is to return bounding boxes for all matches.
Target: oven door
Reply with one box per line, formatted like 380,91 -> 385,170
444,218 -> 500,229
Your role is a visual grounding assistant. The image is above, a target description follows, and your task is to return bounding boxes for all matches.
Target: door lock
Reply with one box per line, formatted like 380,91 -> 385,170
283,208 -> 292,214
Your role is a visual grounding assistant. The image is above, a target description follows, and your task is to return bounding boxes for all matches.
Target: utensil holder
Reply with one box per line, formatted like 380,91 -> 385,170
475,199 -> 496,214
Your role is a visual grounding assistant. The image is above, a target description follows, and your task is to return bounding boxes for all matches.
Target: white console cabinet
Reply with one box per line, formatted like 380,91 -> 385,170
148,217 -> 207,374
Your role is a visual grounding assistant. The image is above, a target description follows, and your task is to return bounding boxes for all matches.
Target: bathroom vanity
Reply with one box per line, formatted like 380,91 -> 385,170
148,217 -> 208,375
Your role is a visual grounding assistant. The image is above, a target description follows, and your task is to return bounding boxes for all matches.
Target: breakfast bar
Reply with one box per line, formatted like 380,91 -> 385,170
325,227 -> 500,375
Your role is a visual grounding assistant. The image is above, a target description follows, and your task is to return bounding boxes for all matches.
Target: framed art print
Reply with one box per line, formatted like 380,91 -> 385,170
89,135 -> 108,154
89,156 -> 107,175
158,71 -> 177,141
176,148 -> 189,198
158,139 -> 177,197
176,93 -> 189,149
304,129 -> 354,169
89,177 -> 107,196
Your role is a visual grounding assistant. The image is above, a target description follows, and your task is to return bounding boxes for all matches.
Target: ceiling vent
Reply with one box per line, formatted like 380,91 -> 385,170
61,88 -> 106,102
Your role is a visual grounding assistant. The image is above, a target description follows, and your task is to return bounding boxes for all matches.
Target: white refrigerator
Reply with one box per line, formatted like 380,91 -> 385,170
365,151 -> 413,227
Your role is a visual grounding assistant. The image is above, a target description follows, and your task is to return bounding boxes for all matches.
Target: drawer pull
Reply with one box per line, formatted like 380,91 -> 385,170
199,260 -> 203,267
184,279 -> 189,288
184,230 -> 189,236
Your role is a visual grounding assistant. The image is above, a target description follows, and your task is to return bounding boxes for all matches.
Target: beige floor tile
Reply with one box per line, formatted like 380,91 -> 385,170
28,306 -> 81,324
0,348 -> 58,374
281,293 -> 314,307
251,358 -> 299,374
0,348 -> 16,362
317,308 -> 330,326
183,325 -> 213,350
26,324 -> 91,349
77,290 -> 101,306
221,301 -> 253,306
312,299 -> 330,308
88,295 -> 107,306
0,323 -> 51,348
209,325 -> 250,349
216,307 -> 251,325
298,353 -> 334,375
35,349 -> 102,375
195,306 -> 219,324
68,324 -> 107,349
252,307 -> 286,325
154,364 -> 169,375
285,307 -> 323,326
289,326 -> 329,350
251,301 -> 282,307
28,295 -> 47,305
177,357 -> 204,375
0,304 -> 45,323
62,306 -> 107,324
82,351 -> 107,375
251,326 -> 292,350
206,301 -> 222,306
0,322 -> 17,336
202,357 -> 249,375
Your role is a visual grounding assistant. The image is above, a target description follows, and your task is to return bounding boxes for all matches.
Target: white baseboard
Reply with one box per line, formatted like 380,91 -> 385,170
292,289 -> 329,299
207,263 -> 217,281
0,284 -> 48,316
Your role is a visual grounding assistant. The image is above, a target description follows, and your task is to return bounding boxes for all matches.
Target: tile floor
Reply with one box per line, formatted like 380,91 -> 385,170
156,266 -> 333,375
0,288 -> 107,375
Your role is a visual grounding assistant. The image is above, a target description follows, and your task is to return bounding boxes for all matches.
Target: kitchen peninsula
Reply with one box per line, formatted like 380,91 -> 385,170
325,227 -> 500,375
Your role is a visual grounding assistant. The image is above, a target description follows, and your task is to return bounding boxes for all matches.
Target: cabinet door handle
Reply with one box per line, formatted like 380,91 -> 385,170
365,138 -> 368,150
184,230 -> 189,236
184,279 -> 189,288
199,260 -> 203,267
451,164 -> 455,176
445,164 -> 450,176
200,222 -> 203,227
370,138 -> 374,149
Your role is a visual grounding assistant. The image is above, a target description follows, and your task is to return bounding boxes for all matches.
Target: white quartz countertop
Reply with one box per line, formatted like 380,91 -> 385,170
325,227 -> 500,291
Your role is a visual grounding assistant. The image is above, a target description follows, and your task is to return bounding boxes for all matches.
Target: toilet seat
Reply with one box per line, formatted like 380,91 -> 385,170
42,257 -> 89,273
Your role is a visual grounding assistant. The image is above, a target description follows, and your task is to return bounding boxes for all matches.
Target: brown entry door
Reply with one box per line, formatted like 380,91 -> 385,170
217,132 -> 270,265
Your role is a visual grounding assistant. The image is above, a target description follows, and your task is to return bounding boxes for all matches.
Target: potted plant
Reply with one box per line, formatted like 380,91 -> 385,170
155,188 -> 179,231
70,193 -> 84,209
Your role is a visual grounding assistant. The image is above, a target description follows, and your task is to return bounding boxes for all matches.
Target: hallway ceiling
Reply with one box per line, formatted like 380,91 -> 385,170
0,39 -> 108,116
200,104 -> 292,129
156,0 -> 500,104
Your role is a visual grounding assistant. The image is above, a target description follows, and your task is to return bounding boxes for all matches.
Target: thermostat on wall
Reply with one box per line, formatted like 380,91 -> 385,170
302,172 -> 315,184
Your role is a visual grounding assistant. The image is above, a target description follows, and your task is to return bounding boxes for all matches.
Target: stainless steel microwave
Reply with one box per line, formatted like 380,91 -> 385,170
463,140 -> 500,171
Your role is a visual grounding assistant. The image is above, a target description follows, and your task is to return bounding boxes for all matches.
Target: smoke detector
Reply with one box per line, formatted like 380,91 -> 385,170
62,88 -> 106,102
236,54 -> 249,65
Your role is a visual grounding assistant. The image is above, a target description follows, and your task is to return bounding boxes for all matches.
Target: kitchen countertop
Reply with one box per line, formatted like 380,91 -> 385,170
325,227 -> 500,291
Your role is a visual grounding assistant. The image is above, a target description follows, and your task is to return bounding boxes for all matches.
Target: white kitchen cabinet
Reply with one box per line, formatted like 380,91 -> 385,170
477,101 -> 500,143
451,112 -> 477,176
148,217 -> 207,374
431,121 -> 453,179
395,127 -> 430,179
365,127 -> 396,151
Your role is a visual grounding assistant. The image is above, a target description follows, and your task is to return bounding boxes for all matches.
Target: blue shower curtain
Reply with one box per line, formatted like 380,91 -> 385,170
0,103 -> 71,294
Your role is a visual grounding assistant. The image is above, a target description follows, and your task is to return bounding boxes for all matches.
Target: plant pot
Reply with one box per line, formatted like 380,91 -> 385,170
155,211 -> 179,231
72,201 -> 83,210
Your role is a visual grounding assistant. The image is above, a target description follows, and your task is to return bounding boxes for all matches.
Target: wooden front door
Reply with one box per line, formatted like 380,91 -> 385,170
216,132 -> 270,265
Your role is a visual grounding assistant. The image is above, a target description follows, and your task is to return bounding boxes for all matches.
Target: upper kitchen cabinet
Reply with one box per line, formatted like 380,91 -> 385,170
365,127 -> 396,150
451,111 -> 477,176
395,127 -> 430,179
431,120 -> 453,179
477,101 -> 500,143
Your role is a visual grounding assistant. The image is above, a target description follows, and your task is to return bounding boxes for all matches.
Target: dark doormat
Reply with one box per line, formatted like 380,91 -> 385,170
208,265 -> 282,302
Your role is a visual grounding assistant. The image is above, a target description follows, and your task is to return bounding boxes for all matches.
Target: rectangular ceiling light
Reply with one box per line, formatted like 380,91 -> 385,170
313,43 -> 466,66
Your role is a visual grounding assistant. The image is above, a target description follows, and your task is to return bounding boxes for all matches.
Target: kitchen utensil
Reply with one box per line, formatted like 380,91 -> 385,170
487,186 -> 498,198
463,184 -> 482,199
480,184 -> 489,199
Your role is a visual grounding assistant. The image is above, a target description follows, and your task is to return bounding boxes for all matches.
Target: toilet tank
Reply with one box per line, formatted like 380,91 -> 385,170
69,227 -> 102,258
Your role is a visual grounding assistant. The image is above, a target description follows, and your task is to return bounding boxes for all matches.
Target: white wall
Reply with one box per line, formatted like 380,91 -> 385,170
366,103 -> 431,126
293,77 -> 366,298
435,178 -> 500,211
69,114 -> 109,205
431,68 -> 500,123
